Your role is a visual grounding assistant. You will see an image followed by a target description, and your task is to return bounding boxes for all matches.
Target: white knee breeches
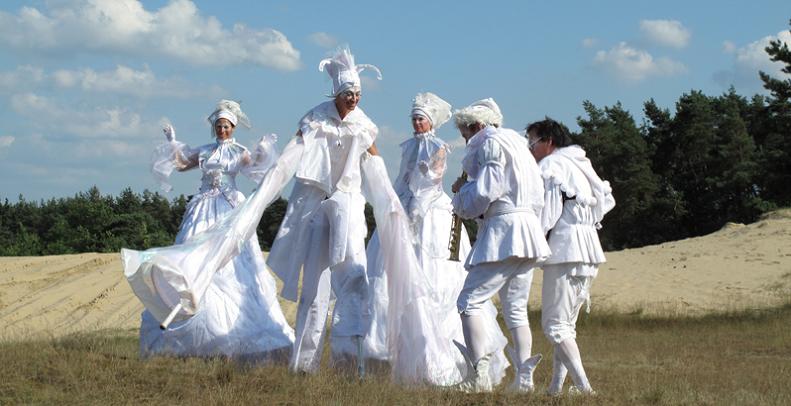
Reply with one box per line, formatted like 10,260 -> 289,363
541,263 -> 596,344
457,257 -> 538,329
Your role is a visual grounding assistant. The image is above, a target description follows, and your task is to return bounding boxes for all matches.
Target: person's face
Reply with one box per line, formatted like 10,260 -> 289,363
335,88 -> 362,116
412,114 -> 432,133
214,118 -> 235,140
528,130 -> 552,161
457,123 -> 481,142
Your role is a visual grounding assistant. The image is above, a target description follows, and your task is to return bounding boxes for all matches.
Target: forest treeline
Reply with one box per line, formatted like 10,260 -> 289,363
2,22 -> 790,255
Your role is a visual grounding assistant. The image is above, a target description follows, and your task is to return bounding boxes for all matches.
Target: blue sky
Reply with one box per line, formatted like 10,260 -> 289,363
1,0 -> 789,201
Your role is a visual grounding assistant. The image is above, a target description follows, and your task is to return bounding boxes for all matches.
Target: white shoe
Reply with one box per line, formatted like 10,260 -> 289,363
568,385 -> 597,396
453,340 -> 493,393
505,346 -> 542,393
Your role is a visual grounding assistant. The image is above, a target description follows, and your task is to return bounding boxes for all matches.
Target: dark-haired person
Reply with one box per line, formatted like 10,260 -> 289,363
527,118 -> 615,395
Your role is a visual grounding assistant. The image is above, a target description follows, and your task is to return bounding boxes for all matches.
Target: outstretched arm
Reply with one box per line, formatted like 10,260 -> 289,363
367,142 -> 379,156
152,124 -> 198,191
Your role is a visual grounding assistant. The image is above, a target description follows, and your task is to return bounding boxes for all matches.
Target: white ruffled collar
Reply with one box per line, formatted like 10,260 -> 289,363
413,130 -> 435,140
215,137 -> 235,145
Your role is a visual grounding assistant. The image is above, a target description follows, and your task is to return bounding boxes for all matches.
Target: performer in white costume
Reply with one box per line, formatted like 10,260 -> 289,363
136,100 -> 295,359
267,46 -> 383,373
451,98 -> 551,392
528,118 -> 614,395
364,93 -> 508,385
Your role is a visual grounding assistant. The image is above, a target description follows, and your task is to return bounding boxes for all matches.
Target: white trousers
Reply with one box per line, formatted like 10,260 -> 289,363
541,263 -> 595,344
457,257 -> 538,329
290,212 -> 369,373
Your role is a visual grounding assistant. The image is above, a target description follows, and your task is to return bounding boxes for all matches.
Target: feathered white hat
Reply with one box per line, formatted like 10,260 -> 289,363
319,46 -> 382,96
207,99 -> 251,129
454,97 -> 503,128
411,92 -> 452,130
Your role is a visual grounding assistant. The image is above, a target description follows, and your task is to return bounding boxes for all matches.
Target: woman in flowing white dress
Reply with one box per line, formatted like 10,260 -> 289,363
364,93 -> 508,386
136,100 -> 294,359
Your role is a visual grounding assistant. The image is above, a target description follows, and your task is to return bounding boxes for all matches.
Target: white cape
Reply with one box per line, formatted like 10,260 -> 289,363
361,154 -> 462,385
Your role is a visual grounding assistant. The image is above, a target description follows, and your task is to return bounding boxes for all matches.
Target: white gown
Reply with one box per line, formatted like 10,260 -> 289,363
364,131 -> 508,386
138,137 -> 295,359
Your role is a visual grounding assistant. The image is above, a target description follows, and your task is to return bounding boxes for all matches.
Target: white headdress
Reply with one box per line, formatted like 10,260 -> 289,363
411,92 -> 452,130
319,46 -> 382,96
207,99 -> 251,129
454,97 -> 503,128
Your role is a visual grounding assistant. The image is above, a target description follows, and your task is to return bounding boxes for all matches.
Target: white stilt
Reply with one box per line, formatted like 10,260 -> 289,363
160,303 -> 183,330
356,335 -> 366,378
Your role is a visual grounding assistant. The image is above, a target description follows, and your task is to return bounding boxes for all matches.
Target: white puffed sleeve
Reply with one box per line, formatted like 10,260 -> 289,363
540,173 -> 565,235
451,138 -> 507,219
408,140 -> 448,217
241,134 -> 280,183
151,140 -> 198,192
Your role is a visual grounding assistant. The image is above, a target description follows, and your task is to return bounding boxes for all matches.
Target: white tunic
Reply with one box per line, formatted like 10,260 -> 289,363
538,145 -> 615,268
268,101 -> 378,301
452,126 -> 551,268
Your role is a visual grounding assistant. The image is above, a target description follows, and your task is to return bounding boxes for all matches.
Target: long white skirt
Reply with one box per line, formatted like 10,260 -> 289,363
139,190 -> 295,360
364,194 -> 509,385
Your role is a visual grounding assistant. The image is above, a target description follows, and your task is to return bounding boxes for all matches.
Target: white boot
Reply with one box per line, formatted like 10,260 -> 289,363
568,385 -> 597,396
506,346 -> 542,392
453,340 -> 493,393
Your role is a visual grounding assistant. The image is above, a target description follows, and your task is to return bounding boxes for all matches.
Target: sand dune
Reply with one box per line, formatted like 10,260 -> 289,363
2,209 -> 790,340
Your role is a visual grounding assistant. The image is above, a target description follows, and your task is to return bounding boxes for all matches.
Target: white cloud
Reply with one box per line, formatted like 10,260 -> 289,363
0,136 -> 15,148
448,137 -> 467,149
0,65 -> 45,90
582,38 -> 598,48
594,42 -> 687,83
309,32 -> 338,49
10,92 -> 148,139
0,0 -> 301,70
375,125 -> 409,179
722,40 -> 736,54
360,75 -> 383,93
0,64 -> 223,98
51,65 -> 212,98
715,29 -> 791,90
735,30 -> 791,78
639,19 -> 691,49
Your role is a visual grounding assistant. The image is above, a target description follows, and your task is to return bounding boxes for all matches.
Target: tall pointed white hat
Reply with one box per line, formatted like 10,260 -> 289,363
319,46 -> 382,96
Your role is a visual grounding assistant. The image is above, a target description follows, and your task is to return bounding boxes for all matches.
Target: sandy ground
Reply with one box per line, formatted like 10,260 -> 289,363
2,210 -> 790,341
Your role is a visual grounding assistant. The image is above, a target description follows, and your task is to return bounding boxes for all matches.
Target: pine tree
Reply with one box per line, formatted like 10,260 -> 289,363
757,19 -> 791,205
576,101 -> 659,249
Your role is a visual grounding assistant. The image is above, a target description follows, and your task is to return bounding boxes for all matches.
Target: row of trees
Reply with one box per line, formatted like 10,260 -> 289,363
2,22 -> 790,255
0,187 -> 293,255
0,187 -> 362,256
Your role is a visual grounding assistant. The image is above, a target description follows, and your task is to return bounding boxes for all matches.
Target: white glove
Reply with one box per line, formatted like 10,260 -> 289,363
163,124 -> 176,142
258,133 -> 277,146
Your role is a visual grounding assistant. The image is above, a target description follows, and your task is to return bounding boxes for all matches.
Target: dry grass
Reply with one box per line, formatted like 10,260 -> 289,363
2,306 -> 790,405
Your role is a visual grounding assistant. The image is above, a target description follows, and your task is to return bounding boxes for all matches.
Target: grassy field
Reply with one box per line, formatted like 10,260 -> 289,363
2,305 -> 790,405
